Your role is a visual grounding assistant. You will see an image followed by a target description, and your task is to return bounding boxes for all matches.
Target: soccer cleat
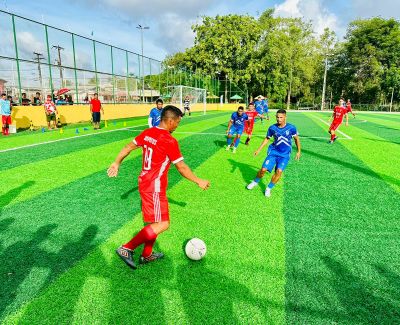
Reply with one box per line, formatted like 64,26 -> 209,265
139,252 -> 164,265
116,246 -> 136,269
333,136 -> 338,142
246,181 -> 258,190
232,147 -> 237,154
265,188 -> 271,198
225,145 -> 231,151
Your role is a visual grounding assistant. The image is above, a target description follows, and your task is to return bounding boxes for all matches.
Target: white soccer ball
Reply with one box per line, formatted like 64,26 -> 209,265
185,238 -> 207,261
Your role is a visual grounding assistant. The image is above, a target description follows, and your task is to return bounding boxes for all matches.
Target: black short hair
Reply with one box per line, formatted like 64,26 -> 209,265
1,93 -> 6,97
156,98 -> 163,104
238,106 -> 244,110
276,109 -> 286,115
94,93 -> 98,96
161,105 -> 183,120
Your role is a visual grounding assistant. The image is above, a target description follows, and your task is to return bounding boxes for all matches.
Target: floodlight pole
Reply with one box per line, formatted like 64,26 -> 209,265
137,25 -> 149,103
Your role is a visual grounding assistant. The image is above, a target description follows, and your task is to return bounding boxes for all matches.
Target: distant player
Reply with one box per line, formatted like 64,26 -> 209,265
263,96 -> 270,120
328,99 -> 349,143
183,95 -> 191,116
254,96 -> 265,123
108,105 -> 210,269
247,109 -> 301,197
346,99 -> 356,118
148,98 -> 163,128
244,102 -> 263,145
90,93 -> 104,130
44,95 -> 58,129
0,93 -> 11,136
226,106 -> 249,153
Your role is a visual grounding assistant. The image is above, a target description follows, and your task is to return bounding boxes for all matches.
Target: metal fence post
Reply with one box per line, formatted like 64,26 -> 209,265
71,33 -> 79,103
11,14 -> 22,104
44,24 -> 53,98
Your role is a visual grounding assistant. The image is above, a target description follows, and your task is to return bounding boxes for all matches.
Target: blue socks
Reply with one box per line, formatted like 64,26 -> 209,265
267,182 -> 275,189
234,138 -> 240,148
227,137 -> 232,145
254,177 -> 261,183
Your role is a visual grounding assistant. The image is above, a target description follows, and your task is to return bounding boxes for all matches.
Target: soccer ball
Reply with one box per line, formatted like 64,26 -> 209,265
185,238 -> 207,261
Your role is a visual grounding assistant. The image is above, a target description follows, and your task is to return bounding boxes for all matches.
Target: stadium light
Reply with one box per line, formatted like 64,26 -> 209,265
136,24 -> 150,103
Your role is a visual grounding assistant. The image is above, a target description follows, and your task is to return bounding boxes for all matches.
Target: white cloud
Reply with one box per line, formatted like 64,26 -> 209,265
274,0 -> 341,36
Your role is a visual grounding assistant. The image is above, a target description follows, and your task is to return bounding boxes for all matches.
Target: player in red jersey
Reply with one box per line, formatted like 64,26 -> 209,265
244,102 -> 263,145
328,99 -> 349,143
346,99 -> 356,118
108,105 -> 210,269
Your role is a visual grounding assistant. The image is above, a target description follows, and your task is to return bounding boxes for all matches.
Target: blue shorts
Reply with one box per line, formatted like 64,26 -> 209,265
228,125 -> 244,136
262,154 -> 290,172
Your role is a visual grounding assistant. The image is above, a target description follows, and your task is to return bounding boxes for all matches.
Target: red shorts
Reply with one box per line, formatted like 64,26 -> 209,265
2,115 -> 11,125
140,192 -> 169,223
245,125 -> 254,135
329,121 -> 342,131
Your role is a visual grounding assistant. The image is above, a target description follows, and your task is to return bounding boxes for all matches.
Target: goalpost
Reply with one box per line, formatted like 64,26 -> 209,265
166,85 -> 207,115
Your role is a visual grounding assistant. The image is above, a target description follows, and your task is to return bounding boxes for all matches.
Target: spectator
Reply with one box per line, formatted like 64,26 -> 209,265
56,95 -> 66,105
84,94 -> 89,104
44,94 -> 58,129
7,95 -> 17,107
90,93 -> 104,130
68,95 -> 73,105
21,93 -> 31,106
1,93 -> 11,136
33,92 -> 42,106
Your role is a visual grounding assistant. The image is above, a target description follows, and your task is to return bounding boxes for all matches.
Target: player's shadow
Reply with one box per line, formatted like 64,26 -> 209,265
0,224 -> 99,319
120,186 -> 138,200
227,158 -> 259,184
364,137 -> 400,145
168,198 -> 187,207
301,148 -> 400,188
321,256 -> 400,323
0,218 -> 15,253
0,181 -> 35,212
213,139 -> 226,147
176,262 -> 274,324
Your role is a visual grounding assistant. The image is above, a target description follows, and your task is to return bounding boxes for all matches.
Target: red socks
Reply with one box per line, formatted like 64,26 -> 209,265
123,225 -> 157,252
330,133 -> 335,141
142,239 -> 156,258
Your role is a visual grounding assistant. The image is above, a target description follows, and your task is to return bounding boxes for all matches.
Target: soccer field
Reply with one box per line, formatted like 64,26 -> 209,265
1,110 -> 399,324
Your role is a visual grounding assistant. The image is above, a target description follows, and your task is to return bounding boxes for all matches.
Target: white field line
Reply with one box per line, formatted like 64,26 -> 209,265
0,124 -> 147,154
125,129 -> 351,140
312,116 -> 353,139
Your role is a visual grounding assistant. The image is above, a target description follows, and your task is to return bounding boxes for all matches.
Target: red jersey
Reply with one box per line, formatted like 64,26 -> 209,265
90,99 -> 101,112
333,106 -> 347,123
245,110 -> 259,126
346,102 -> 352,113
44,100 -> 56,114
134,127 -> 183,193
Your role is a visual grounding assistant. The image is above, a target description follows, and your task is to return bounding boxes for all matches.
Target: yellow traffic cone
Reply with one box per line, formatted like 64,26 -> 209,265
29,120 -> 34,131
59,128 -> 64,134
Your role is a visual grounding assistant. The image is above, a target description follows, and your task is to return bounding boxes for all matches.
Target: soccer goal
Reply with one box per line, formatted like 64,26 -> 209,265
166,85 -> 207,115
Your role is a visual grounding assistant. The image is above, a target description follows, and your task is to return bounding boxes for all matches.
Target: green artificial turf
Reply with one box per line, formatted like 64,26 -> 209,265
1,111 -> 399,324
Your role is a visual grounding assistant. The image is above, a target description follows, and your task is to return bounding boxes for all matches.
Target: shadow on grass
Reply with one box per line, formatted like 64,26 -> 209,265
302,148 -> 400,188
227,158 -> 259,183
364,137 -> 400,145
0,224 -> 98,319
214,139 -> 227,147
0,181 -> 35,210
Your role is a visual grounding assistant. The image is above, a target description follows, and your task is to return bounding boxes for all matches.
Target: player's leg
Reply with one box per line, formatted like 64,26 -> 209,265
6,116 -> 11,135
328,124 -> 337,143
226,127 -> 235,149
265,156 -> 289,197
247,155 -> 276,189
2,116 -> 5,135
233,131 -> 242,153
116,192 -> 169,269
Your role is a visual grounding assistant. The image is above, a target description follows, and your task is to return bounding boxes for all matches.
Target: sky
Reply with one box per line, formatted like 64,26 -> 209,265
2,0 -> 400,62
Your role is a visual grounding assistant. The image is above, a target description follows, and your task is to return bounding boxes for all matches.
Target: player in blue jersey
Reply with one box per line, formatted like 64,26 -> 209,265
246,109 -> 301,197
148,98 -> 164,127
254,95 -> 269,123
263,96 -> 270,120
226,106 -> 249,153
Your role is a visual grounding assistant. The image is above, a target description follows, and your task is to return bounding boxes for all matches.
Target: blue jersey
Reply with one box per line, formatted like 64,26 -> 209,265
149,107 -> 162,127
230,112 -> 248,129
0,99 -> 11,116
255,99 -> 268,114
266,123 -> 298,157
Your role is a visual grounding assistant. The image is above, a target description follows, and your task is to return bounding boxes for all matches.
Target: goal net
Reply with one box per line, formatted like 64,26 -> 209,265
166,85 -> 207,114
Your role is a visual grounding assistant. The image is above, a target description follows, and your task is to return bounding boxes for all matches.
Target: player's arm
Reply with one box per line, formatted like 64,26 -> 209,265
345,113 -> 349,126
328,112 -> 334,122
226,119 -> 233,134
89,102 -> 92,114
175,161 -> 210,190
254,137 -> 270,156
293,135 -> 301,160
107,142 -> 140,177
148,112 -> 153,128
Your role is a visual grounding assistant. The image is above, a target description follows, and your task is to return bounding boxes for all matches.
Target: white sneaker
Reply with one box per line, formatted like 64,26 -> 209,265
265,188 -> 271,197
232,147 -> 237,154
226,145 -> 231,151
246,181 -> 258,190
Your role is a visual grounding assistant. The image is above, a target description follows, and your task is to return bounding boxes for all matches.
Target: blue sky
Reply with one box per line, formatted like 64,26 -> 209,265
3,0 -> 400,62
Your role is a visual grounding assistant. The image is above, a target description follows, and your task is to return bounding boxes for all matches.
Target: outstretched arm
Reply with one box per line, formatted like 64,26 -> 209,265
175,161 -> 210,190
345,113 -> 349,126
293,135 -> 301,160
107,142 -> 139,177
254,138 -> 270,156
